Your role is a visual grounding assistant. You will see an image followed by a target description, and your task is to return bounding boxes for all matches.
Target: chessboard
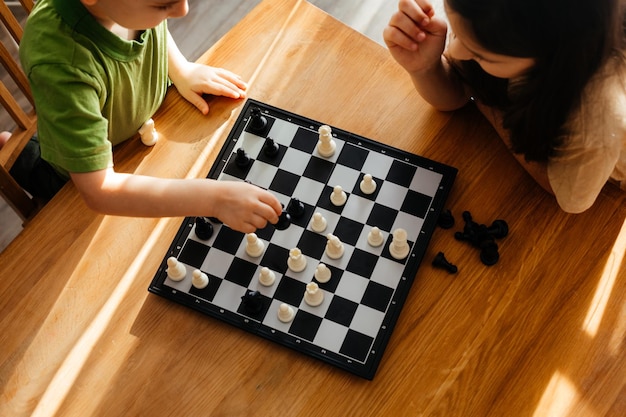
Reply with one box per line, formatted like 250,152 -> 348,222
148,99 -> 457,379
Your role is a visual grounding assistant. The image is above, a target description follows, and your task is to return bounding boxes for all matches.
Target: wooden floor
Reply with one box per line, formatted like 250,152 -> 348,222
0,0 -> 444,252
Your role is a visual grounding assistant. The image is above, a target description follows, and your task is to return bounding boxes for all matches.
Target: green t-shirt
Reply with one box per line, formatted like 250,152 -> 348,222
20,0 -> 169,178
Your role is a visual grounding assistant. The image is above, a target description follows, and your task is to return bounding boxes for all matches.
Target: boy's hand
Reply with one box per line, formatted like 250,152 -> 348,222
383,0 -> 448,74
174,62 -> 248,114
211,181 -> 282,234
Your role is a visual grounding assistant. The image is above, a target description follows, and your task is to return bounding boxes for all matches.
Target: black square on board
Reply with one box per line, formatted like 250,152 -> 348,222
339,330 -> 374,363
297,230 -> 328,259
325,296 -> 359,327
224,257 -> 258,287
346,248 -> 379,278
386,160 -> 417,187
361,281 -> 394,312
290,127 -> 318,153
178,240 -> 210,269
336,143 -> 369,171
290,310 -> 323,342
260,243 -> 290,274
401,190 -> 432,218
212,227 -> 244,254
269,169 -> 300,197
189,273 -> 222,302
333,217 -> 364,246
274,276 -> 307,306
302,156 -> 335,184
366,203 -> 398,232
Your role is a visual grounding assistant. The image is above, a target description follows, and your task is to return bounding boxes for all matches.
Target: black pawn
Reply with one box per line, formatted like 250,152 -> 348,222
249,107 -> 267,132
235,148 -> 251,168
486,219 -> 509,239
241,290 -> 264,315
263,137 -> 280,157
480,240 -> 500,266
432,252 -> 458,274
194,217 -> 214,240
437,209 -> 455,229
286,197 -> 305,218
274,206 -> 291,230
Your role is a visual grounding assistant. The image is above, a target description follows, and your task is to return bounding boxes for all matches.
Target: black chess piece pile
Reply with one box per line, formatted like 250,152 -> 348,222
454,211 -> 508,266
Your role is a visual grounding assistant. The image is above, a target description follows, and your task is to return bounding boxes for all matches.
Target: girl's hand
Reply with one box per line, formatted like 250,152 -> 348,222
383,0 -> 448,74
173,63 -> 248,114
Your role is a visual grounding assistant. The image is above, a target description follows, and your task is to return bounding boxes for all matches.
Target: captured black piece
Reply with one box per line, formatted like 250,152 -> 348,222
432,251 -> 458,274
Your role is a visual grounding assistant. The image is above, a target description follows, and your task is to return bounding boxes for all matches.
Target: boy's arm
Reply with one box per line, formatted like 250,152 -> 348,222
70,168 -> 282,233
166,31 -> 248,114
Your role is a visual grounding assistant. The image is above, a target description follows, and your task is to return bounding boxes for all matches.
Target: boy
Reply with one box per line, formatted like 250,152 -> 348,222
10,0 -> 282,232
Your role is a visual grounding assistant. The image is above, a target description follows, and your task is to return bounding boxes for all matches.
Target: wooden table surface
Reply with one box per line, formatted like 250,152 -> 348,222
1,1 -> 625,416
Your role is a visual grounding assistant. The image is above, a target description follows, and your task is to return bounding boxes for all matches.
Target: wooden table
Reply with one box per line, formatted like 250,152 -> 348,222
1,1 -> 625,415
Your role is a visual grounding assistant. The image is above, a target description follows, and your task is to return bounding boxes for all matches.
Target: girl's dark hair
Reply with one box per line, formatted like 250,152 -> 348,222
446,0 -> 626,162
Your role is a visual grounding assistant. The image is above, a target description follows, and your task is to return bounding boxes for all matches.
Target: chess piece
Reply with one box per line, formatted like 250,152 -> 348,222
194,216 -> 214,240
367,226 -> 384,247
389,228 -> 410,260
304,282 -> 324,306
245,233 -> 265,257
277,303 -> 295,323
314,263 -> 331,283
263,137 -> 280,157
325,233 -> 344,259
359,174 -> 377,195
316,124 -> 336,157
310,212 -> 327,233
480,240 -> 500,266
249,107 -> 267,133
287,247 -> 307,272
330,185 -> 347,206
138,118 -> 158,146
432,252 -> 458,274
166,257 -> 186,281
241,290 -> 264,314
437,209 -> 455,229
275,206 -> 291,230
258,267 -> 276,286
287,197 -> 305,218
235,148 -> 251,168
191,269 -> 209,288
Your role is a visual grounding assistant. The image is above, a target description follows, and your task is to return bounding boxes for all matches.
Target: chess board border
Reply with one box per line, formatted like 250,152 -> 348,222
148,99 -> 458,379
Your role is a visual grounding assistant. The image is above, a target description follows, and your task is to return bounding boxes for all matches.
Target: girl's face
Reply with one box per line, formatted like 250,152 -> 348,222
445,8 -> 536,79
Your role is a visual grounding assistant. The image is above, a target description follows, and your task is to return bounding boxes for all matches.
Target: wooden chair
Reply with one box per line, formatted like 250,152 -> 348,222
0,0 -> 36,221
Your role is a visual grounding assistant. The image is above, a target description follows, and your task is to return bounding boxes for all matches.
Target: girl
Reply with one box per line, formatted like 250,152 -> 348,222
383,0 -> 626,213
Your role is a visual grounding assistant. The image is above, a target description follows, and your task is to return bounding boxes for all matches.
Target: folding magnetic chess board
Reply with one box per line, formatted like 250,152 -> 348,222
148,99 -> 457,379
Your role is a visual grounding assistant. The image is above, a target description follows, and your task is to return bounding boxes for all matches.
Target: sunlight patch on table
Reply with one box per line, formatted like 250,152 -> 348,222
532,371 -> 584,417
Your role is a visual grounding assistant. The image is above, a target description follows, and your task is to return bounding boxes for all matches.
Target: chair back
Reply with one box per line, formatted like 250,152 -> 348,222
0,0 -> 38,220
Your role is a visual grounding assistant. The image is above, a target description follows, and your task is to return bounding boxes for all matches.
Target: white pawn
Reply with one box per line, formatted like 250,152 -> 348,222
258,267 -> 276,286
325,233 -> 344,259
191,269 -> 209,289
310,211 -> 327,233
367,226 -> 385,247
330,185 -> 347,206
277,303 -> 295,323
287,247 -> 307,272
166,256 -> 186,281
245,233 -> 265,257
304,282 -> 324,306
314,263 -> 331,283
138,118 -> 158,146
389,228 -> 410,260
317,125 -> 336,157
360,174 -> 377,194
